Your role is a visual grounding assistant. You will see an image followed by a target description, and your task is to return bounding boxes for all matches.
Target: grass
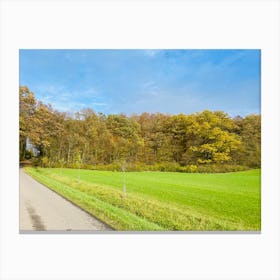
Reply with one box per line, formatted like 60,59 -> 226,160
24,167 -> 261,231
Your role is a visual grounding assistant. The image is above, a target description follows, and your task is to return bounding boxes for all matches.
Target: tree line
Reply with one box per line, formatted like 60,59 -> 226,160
19,86 -> 261,172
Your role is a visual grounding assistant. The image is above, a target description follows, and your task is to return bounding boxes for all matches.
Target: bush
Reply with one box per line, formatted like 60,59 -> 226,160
185,165 -> 198,173
84,162 -> 249,173
24,150 -> 33,160
195,164 -> 249,173
32,159 -> 250,173
41,156 -> 50,168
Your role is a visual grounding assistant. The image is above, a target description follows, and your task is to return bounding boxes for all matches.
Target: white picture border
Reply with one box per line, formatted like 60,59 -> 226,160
1,0 -> 279,279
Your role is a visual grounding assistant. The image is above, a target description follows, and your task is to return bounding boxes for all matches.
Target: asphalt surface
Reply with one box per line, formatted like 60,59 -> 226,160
19,169 -> 112,231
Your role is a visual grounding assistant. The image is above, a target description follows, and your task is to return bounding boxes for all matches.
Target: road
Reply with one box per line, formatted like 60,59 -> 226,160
20,169 -> 112,231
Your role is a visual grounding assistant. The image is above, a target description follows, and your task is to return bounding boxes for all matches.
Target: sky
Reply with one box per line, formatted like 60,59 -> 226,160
19,49 -> 261,117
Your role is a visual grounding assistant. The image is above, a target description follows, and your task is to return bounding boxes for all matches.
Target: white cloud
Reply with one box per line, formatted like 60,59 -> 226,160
143,49 -> 162,57
31,84 -> 105,113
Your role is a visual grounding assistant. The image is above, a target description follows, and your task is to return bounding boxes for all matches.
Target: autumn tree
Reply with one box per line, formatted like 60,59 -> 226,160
19,86 -> 261,171
106,114 -> 143,162
186,111 -> 241,164
233,114 -> 261,167
19,86 -> 37,160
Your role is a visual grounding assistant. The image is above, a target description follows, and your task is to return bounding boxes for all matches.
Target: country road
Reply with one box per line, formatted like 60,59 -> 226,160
20,169 -> 112,231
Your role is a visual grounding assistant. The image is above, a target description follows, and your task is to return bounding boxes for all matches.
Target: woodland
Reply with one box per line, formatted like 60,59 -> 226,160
19,86 -> 261,172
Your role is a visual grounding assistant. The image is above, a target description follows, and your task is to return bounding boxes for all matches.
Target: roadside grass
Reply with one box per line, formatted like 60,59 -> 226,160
25,167 -> 261,231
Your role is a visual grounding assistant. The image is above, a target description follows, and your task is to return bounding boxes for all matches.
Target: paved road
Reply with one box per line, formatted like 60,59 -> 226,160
20,169 -> 112,231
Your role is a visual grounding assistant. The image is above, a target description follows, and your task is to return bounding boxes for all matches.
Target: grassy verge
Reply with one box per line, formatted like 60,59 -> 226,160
25,167 -> 261,231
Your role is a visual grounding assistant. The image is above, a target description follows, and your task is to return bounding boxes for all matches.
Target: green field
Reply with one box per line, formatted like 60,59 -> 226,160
25,167 -> 261,231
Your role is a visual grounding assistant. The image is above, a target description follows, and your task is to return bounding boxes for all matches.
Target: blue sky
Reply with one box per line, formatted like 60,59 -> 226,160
19,49 -> 261,117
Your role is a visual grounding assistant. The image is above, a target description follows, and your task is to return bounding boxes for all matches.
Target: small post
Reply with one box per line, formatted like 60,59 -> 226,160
122,165 -> 126,198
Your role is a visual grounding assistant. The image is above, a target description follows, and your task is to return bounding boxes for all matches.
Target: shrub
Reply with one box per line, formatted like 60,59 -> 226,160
35,160 -> 250,173
186,164 -> 198,173
195,164 -> 249,173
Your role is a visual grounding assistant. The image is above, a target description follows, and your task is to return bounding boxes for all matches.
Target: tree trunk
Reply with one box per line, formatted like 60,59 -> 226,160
67,142 -> 71,164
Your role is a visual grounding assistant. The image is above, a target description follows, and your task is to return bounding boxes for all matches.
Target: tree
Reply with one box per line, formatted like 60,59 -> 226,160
19,86 -> 261,170
186,111 -> 241,164
234,114 -> 261,167
136,113 -> 170,163
106,114 -> 143,162
19,86 -> 36,160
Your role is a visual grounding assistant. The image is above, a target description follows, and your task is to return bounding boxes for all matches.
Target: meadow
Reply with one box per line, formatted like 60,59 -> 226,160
25,167 -> 261,231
